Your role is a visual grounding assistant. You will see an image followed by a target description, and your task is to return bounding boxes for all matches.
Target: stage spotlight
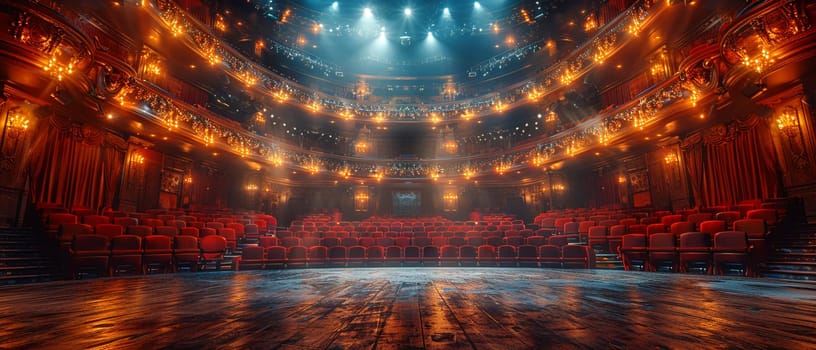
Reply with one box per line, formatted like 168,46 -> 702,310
442,7 -> 451,17
363,7 -> 372,18
331,1 -> 338,11
474,2 -> 482,10
427,31 -> 433,38
404,8 -> 412,16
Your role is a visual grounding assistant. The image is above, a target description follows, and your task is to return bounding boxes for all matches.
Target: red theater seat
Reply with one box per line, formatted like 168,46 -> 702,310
143,235 -> 174,273
347,246 -> 367,267
712,231 -> 752,276
476,245 -> 497,266
647,233 -> 678,272
70,234 -> 110,278
517,244 -> 539,267
561,245 -> 590,269
199,235 -> 227,270
327,246 -> 347,267
538,245 -> 562,268
678,232 -> 711,274
109,235 -> 143,276
619,234 -> 647,271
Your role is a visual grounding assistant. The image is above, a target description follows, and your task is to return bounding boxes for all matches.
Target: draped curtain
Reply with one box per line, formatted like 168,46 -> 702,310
27,116 -> 127,211
680,115 -> 781,207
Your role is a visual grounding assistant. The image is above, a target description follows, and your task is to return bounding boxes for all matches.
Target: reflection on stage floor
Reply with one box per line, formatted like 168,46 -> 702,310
1,268 -> 815,349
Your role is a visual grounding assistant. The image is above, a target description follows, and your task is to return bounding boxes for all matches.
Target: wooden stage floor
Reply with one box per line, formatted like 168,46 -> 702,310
1,268 -> 815,349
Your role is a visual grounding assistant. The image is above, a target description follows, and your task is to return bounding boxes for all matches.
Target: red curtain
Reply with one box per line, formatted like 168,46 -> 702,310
680,115 -> 781,207
27,116 -> 127,211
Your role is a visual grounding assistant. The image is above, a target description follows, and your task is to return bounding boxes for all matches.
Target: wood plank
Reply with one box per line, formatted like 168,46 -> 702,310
0,269 -> 814,349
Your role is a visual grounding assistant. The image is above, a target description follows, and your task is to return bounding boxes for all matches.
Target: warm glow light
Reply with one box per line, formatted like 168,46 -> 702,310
274,89 -> 289,102
355,141 -> 369,154
443,141 -> 458,154
776,107 -> 800,137
6,110 -> 30,136
664,152 -> 678,164
43,53 -> 75,81
131,152 -> 145,165
742,46 -> 775,74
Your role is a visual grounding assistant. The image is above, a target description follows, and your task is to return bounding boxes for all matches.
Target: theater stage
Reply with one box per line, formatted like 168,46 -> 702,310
1,269 -> 815,349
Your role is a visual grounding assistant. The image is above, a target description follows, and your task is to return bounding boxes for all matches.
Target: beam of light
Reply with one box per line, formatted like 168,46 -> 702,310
443,7 -> 450,17
474,2 -> 482,10
404,8 -> 412,16
363,7 -> 372,18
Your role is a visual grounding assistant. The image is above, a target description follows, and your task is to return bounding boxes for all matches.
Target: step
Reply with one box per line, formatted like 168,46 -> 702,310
761,270 -> 816,282
0,264 -> 52,275
766,262 -> 816,272
771,252 -> 816,259
0,234 -> 43,243
0,273 -> 58,285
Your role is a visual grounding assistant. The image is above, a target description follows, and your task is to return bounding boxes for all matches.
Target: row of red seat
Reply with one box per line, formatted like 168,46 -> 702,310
618,231 -> 757,276
235,244 -> 596,269
258,235 -> 574,249
68,234 -> 230,278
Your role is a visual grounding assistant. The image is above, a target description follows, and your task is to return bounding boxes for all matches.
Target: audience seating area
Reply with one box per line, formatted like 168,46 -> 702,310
36,197 -> 791,279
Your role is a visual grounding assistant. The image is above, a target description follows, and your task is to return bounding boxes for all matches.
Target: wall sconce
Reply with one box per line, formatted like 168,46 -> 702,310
443,140 -> 458,154
617,176 -> 627,184
663,152 -> 679,165
355,141 -> 369,154
775,106 -> 807,169
443,191 -> 459,212
552,184 -> 566,192
354,190 -> 369,212
1,106 -> 31,169
776,106 -> 800,138
130,152 -> 145,165
245,184 -> 258,191
127,150 -> 146,191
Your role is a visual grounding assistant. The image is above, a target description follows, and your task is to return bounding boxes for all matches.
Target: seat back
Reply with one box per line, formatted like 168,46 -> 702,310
82,215 -> 110,226
699,220 -> 726,235
59,223 -> 93,242
732,219 -> 766,239
646,223 -> 667,236
670,221 -> 695,237
563,221 -> 579,234
73,234 -> 110,251
679,232 -> 711,249
180,227 -> 200,237
114,217 -> 139,227
746,209 -> 778,226
620,234 -> 647,250
686,213 -> 712,228
200,235 -> 227,257
96,223 -> 125,238
144,235 -> 173,251
259,236 -> 279,247
713,230 -> 749,250
155,226 -> 178,237
715,211 -> 742,228
660,214 -> 683,227
366,246 -> 384,259
649,232 -> 676,249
